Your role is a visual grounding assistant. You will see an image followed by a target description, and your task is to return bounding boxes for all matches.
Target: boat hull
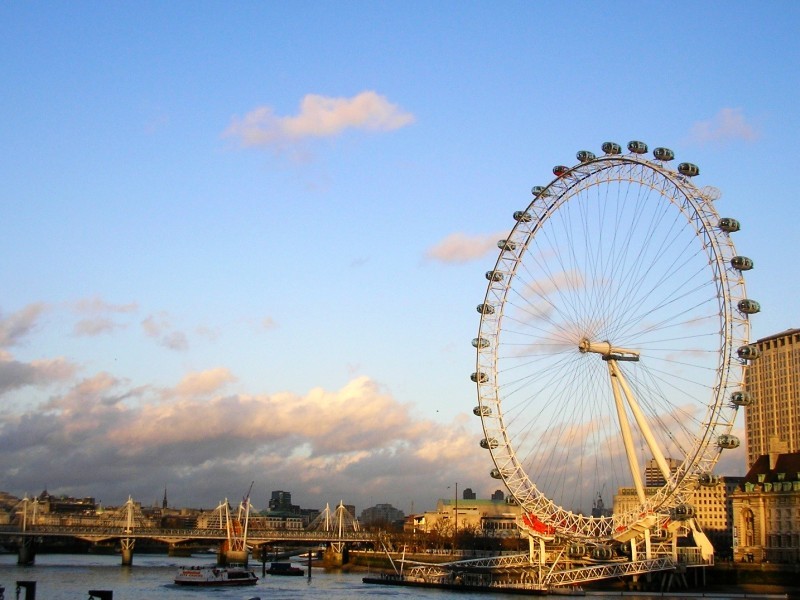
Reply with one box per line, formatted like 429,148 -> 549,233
175,566 -> 258,587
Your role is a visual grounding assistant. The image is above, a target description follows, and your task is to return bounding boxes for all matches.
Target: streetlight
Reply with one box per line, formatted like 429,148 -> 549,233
454,482 -> 458,554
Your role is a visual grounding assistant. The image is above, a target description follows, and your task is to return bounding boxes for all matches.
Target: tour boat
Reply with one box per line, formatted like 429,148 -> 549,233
174,564 -> 258,586
266,561 -> 304,576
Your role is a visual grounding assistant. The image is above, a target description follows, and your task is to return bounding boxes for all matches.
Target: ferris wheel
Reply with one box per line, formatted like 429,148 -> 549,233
472,141 -> 758,543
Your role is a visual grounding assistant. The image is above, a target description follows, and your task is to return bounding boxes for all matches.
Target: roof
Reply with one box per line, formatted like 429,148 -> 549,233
742,452 -> 800,484
756,328 -> 800,345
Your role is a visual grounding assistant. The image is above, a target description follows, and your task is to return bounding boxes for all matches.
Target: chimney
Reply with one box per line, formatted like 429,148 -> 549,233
768,436 -> 788,470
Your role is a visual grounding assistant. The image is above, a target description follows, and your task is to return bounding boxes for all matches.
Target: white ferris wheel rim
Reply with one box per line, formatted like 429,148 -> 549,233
473,145 -> 753,542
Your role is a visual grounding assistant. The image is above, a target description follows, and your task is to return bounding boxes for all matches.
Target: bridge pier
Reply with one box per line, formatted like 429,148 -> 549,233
323,544 -> 349,566
17,537 -> 36,565
120,538 -> 134,566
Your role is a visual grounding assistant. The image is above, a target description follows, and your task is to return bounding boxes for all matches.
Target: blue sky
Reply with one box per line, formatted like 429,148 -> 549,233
1,2 -> 798,514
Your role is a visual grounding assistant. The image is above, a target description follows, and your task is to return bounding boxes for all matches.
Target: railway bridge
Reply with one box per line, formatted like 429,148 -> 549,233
0,496 -> 374,566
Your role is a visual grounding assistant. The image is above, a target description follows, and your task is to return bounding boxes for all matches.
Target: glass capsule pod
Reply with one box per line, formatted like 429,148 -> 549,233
718,217 -> 741,233
731,256 -> 754,271
678,162 -> 700,177
490,468 -> 502,479
486,270 -> 504,282
576,150 -> 596,163
568,544 -> 587,558
553,165 -> 570,177
592,546 -> 614,560
473,405 -> 491,417
737,345 -> 760,360
671,503 -> 696,520
731,391 -> 754,407
531,185 -> 550,197
497,239 -> 517,251
738,299 -> 761,314
471,371 -> 488,383
477,303 -> 495,315
480,437 -> 499,450
602,141 -> 622,155
653,147 -> 675,161
513,210 -> 532,223
627,140 -> 648,154
698,473 -> 720,487
472,337 -> 490,349
718,434 -> 741,449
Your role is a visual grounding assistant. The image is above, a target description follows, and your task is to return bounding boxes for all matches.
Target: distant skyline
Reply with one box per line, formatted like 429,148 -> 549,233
1,2 -> 798,514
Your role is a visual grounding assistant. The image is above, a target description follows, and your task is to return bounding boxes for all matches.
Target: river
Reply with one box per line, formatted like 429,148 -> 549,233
0,553 -> 785,600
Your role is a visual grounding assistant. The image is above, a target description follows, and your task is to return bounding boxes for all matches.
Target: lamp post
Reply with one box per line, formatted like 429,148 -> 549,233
454,482 -> 458,554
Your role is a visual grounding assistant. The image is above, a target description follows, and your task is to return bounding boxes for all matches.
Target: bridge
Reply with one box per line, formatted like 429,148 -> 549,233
0,496 -> 375,566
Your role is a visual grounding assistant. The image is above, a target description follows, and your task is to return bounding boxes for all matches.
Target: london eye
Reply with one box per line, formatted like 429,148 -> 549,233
472,141 -> 758,544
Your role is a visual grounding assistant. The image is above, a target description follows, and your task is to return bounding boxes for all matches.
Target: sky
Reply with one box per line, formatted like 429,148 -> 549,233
1,1 -> 798,516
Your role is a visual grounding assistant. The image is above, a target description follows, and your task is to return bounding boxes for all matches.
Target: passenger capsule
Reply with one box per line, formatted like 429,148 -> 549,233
568,544 -> 587,558
490,468 -> 503,479
738,299 -> 761,314
731,391 -> 754,407
731,256 -> 754,271
718,218 -> 741,233
718,434 -> 741,449
678,162 -> 700,177
480,437 -> 499,450
474,405 -> 492,417
592,546 -> 614,560
513,210 -> 532,223
486,270 -> 504,282
627,140 -> 648,154
653,147 -> 675,161
472,337 -> 490,349
698,473 -> 720,487
497,239 -> 517,251
470,371 -> 488,383
602,142 -> 622,155
576,150 -> 596,163
477,303 -> 495,315
553,165 -> 570,177
737,345 -> 760,361
670,503 -> 696,520
531,185 -> 550,197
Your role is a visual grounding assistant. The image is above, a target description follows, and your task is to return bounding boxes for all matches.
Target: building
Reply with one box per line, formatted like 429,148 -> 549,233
412,496 -> 523,538
613,476 -> 741,558
268,490 -> 297,513
360,503 -> 405,528
731,451 -> 800,563
744,329 -> 800,469
462,488 -> 477,500
645,457 -> 681,487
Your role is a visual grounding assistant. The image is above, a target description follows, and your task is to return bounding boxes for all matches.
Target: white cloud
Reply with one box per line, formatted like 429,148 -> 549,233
0,355 -> 77,395
0,303 -> 48,348
71,296 -> 137,337
425,231 -> 507,264
688,108 -> 759,144
141,312 -> 188,351
174,368 -> 236,398
224,91 -> 415,149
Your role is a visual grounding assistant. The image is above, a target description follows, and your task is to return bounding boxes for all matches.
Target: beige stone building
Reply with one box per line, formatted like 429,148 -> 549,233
744,328 -> 800,469
412,497 -> 523,538
731,451 -> 800,563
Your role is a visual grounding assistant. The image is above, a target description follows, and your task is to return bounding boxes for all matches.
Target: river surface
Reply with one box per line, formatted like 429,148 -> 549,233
0,553 -> 781,600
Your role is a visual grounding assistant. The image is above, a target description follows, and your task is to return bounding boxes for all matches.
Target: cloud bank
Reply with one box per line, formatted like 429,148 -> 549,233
0,368 -> 485,511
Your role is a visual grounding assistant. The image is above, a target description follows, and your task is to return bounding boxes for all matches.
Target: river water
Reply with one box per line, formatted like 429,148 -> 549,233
0,553 -> 781,600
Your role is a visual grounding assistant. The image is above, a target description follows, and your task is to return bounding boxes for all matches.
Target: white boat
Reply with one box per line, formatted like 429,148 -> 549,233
174,564 -> 258,586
